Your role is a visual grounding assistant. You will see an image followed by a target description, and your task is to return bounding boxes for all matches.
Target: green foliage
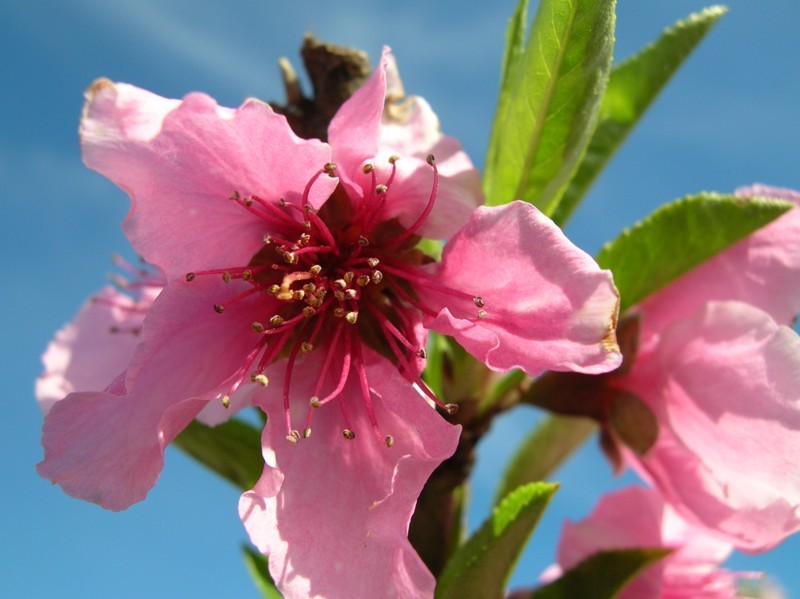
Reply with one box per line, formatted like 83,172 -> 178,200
242,547 -> 283,599
484,0 -> 616,217
531,548 -> 671,599
553,6 -> 728,225
173,417 -> 264,490
436,483 -> 558,599
495,415 -> 595,505
597,194 -> 793,313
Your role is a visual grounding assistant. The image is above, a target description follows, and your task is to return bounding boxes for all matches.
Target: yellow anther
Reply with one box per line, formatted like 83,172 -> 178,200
251,374 -> 269,387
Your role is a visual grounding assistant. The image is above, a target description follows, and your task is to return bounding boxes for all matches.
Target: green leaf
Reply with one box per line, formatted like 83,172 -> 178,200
553,6 -> 728,225
531,548 -> 671,599
241,546 -> 283,599
436,483 -> 558,599
597,194 -> 793,313
484,0 -> 616,216
173,417 -> 263,490
495,415 -> 595,505
485,0 -> 529,185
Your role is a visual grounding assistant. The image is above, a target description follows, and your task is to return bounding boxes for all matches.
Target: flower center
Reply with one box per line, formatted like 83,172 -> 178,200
186,156 -> 483,445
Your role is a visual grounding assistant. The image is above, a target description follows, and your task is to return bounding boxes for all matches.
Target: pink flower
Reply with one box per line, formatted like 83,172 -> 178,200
543,486 -> 757,599
613,186 -> 800,551
37,48 -> 621,597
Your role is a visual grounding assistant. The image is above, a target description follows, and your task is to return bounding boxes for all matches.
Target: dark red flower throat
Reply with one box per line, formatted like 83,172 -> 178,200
186,155 -> 484,445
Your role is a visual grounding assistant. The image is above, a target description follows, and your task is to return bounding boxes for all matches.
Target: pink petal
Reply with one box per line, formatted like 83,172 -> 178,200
81,80 -> 336,279
327,47 -> 391,184
239,349 -> 459,598
379,96 -> 483,239
329,49 -> 483,241
549,486 -> 739,599
36,286 -> 149,415
638,186 -> 800,332
38,276 -> 266,510
419,201 -> 621,375
376,149 -> 482,242
621,301 -> 800,550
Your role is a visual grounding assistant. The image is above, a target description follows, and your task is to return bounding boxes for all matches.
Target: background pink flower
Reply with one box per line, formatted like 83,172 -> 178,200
544,486 -> 754,599
613,186 -> 800,551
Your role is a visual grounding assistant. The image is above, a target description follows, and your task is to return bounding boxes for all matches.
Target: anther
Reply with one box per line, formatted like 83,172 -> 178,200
375,184 -> 388,195
242,270 -> 253,281
334,307 -> 346,318
214,304 -> 225,314
342,429 -> 356,440
293,290 -> 306,301
270,315 -> 285,326
324,162 -> 337,175
303,428 -> 312,439
345,289 -> 357,300
251,321 -> 265,333
303,221 -> 312,230
278,198 -> 287,207
367,258 -> 380,268
301,342 -> 314,353
358,236 -> 369,247
417,348 -> 427,359
356,275 -> 371,286
371,271 -> 384,284
334,279 -> 347,290
286,430 -> 300,444
477,309 -> 488,319
221,395 -> 231,409
243,197 -> 254,207
345,311 -> 359,325
385,435 -> 395,448
229,191 -> 240,201
362,163 -> 374,174
473,296 -> 485,308
303,283 -> 317,293
251,373 -> 269,387
186,272 -> 196,282
444,403 -> 459,415
343,272 -> 355,284
267,284 -> 280,295
310,396 -> 321,408
222,272 -> 232,283
334,290 -> 346,302
262,234 -> 272,244
302,306 -> 316,318
426,154 -> 436,166
309,265 -> 322,276
283,252 -> 297,264
388,155 -> 399,164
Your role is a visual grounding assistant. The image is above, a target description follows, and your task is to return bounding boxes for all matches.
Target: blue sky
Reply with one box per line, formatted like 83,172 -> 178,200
3,0 -> 800,596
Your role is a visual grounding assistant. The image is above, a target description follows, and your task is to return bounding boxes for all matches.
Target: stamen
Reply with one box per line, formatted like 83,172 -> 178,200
379,261 -> 479,307
212,287 -> 261,313
352,336 -> 383,443
300,167 -> 333,208
342,429 -> 356,440
385,435 -> 394,448
385,154 -> 439,246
